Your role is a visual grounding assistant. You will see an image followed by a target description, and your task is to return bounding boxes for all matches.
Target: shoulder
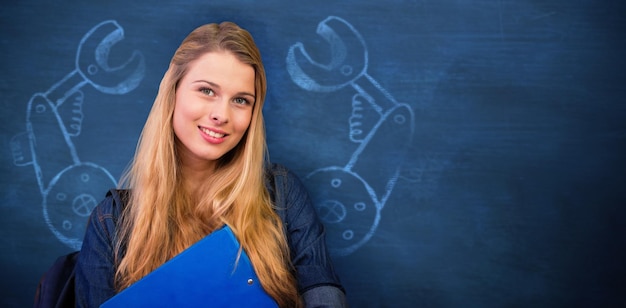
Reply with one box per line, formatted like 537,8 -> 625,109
264,163 -> 308,195
264,163 -> 309,211
264,162 -> 293,181
96,189 -> 130,217
264,163 -> 317,234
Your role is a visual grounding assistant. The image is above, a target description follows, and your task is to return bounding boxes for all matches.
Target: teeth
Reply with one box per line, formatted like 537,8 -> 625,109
200,127 -> 225,138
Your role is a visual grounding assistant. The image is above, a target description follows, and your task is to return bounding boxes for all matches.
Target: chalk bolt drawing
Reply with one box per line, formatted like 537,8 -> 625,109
287,16 -> 415,256
10,20 -> 145,250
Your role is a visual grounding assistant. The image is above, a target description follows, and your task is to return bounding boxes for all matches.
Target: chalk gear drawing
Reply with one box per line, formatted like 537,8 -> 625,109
287,16 -> 415,256
11,20 -> 145,250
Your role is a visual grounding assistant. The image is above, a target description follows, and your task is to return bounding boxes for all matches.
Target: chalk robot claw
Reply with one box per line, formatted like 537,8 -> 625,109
287,16 -> 415,256
11,20 -> 144,250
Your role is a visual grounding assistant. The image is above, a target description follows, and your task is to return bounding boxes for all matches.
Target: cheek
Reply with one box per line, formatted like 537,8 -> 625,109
172,101 -> 193,137
173,93 -> 201,125
235,112 -> 253,134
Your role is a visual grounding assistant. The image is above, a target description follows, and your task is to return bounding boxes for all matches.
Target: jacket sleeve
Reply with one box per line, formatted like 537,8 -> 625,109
302,285 -> 348,308
268,164 -> 347,307
74,192 -> 119,307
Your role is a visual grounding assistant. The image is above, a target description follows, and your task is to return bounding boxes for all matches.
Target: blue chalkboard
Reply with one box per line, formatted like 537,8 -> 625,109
1,1 -> 625,307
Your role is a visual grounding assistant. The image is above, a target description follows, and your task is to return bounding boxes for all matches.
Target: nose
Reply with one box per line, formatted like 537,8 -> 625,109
209,100 -> 229,124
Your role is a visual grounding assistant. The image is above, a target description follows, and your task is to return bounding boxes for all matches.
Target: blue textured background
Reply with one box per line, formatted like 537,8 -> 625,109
1,1 -> 625,307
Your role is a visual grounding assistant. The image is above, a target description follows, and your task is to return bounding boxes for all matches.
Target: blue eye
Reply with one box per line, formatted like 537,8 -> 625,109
234,97 -> 250,105
200,87 -> 215,96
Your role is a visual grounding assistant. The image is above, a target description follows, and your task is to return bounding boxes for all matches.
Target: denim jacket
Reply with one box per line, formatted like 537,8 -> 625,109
75,164 -> 346,307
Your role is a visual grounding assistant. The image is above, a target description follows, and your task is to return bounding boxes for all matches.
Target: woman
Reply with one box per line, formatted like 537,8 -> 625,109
75,21 -> 346,307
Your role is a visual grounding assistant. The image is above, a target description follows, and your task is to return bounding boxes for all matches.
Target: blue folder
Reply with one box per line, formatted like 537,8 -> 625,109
101,226 -> 278,307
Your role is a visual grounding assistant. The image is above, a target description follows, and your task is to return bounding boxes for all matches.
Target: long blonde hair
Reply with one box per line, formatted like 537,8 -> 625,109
115,22 -> 301,307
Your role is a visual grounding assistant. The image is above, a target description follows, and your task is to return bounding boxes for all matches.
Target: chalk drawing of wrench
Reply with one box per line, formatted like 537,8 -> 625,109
286,16 -> 414,256
10,20 -> 145,250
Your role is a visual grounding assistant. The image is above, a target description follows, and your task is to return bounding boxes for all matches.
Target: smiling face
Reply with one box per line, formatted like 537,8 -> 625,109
173,51 -> 256,170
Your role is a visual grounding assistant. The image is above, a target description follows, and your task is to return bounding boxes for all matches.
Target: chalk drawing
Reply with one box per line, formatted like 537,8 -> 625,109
10,20 -> 145,250
287,16 -> 415,256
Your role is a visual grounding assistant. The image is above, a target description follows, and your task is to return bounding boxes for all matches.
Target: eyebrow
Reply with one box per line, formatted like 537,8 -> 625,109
193,80 -> 256,101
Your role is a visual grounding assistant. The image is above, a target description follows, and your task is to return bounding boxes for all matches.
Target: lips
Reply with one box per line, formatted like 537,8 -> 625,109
199,126 -> 225,138
198,126 -> 228,144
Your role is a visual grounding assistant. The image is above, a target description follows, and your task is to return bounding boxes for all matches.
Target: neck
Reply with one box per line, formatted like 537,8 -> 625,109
180,159 -> 216,197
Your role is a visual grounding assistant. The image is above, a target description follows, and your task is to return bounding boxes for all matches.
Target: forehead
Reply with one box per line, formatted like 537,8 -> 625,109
184,51 -> 255,89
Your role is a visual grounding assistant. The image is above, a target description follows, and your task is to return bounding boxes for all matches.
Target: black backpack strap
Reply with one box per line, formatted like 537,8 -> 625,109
35,189 -> 130,308
34,251 -> 79,308
107,188 -> 131,214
